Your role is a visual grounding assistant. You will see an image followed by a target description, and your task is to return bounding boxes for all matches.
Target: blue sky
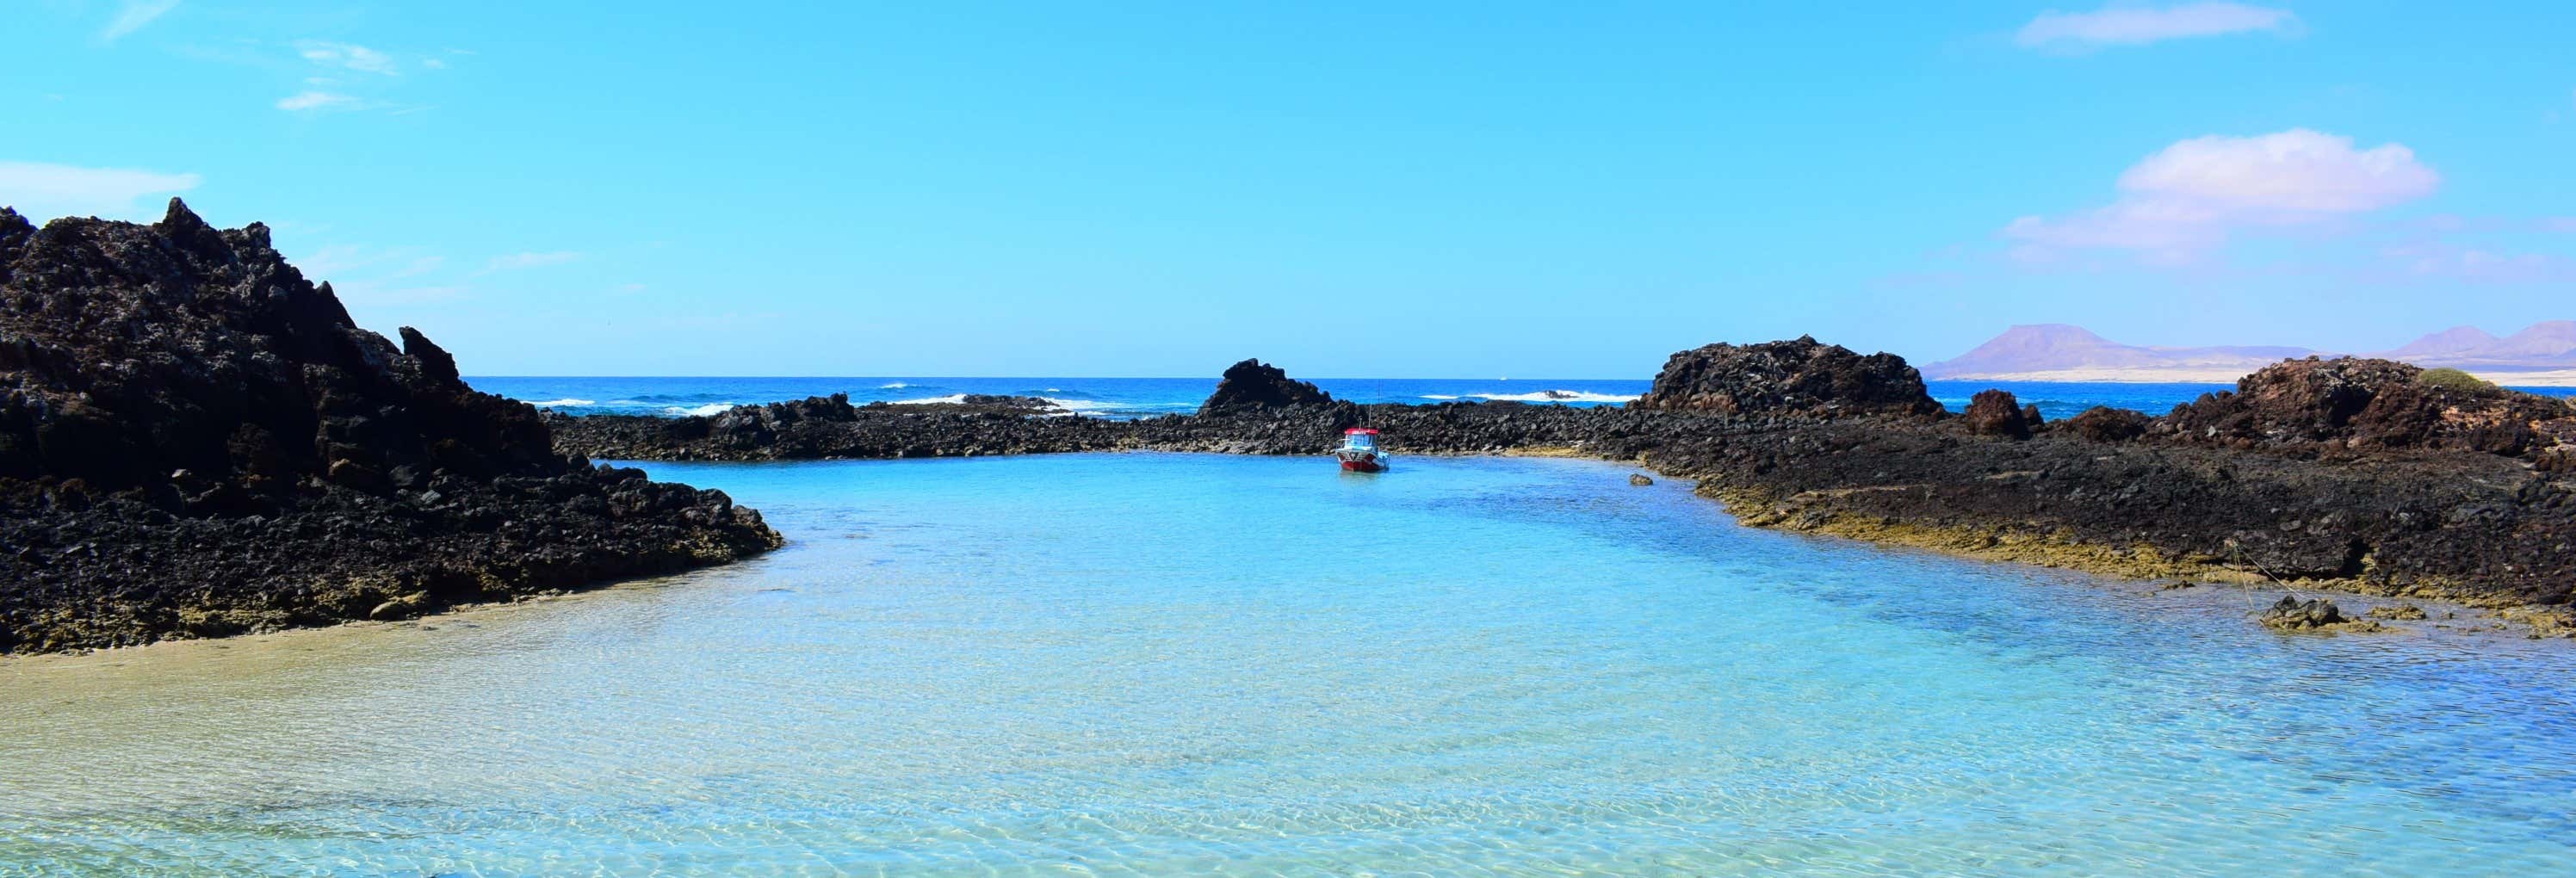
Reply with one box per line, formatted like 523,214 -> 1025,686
5,2 -> 2573,377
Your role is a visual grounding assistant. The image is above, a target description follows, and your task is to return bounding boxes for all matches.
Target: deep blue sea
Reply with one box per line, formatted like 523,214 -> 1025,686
6,454 -> 2573,874
461,375 -> 2576,422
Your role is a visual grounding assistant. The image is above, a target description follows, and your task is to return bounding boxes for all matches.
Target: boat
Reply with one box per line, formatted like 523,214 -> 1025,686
1335,428 -> 1390,473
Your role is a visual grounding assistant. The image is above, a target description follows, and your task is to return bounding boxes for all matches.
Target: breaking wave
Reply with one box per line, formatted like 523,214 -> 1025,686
1421,390 -> 1639,404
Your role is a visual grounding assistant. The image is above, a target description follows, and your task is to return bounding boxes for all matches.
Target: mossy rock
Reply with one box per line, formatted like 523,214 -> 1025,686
2415,368 -> 2495,392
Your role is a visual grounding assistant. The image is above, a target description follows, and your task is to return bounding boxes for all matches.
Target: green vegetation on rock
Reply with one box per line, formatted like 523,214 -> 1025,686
2415,367 -> 2496,392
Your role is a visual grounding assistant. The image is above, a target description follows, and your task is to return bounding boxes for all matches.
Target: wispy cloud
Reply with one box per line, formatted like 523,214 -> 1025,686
276,90 -> 359,112
2375,244 -> 2572,285
273,40 -> 446,112
298,40 -> 399,76
480,251 -> 584,274
287,244 -> 467,308
102,0 -> 182,42
0,160 -> 201,220
2003,129 -> 2437,263
2017,3 -> 2300,51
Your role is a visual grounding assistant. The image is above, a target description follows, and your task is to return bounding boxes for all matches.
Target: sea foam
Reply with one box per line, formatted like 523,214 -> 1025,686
1422,390 -> 1639,404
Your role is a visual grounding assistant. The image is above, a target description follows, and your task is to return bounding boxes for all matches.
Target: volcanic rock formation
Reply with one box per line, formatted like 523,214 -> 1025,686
1632,336 -> 1944,419
0,200 -> 779,652
2160,356 -> 2576,458
1200,359 -> 1334,413
1960,389 -> 2035,439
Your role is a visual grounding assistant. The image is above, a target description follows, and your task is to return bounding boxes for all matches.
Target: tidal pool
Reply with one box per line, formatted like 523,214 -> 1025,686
4,453 -> 2573,875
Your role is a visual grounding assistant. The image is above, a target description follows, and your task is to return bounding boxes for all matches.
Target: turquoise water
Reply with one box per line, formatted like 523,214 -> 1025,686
5,453 -> 2576,875
463,376 -> 1656,419
464,375 -> 2576,423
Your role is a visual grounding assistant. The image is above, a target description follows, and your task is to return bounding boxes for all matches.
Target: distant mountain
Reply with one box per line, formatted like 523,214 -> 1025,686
2372,320 -> 2576,368
2382,325 -> 2499,360
1921,325 -> 2313,381
1923,321 -> 2576,385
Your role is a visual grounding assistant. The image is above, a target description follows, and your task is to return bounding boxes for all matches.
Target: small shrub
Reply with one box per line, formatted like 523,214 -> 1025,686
2415,368 -> 2495,392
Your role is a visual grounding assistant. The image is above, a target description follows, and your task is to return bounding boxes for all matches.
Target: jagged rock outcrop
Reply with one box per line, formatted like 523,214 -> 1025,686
0,199 -> 779,652
1960,389 -> 2034,439
697,393 -> 862,446
2162,356 -> 2576,458
1631,336 -> 1943,419
2063,405 -> 2151,442
1200,359 -> 1332,413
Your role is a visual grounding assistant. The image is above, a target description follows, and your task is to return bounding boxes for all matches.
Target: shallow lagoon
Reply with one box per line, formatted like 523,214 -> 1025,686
5,453 -> 2574,875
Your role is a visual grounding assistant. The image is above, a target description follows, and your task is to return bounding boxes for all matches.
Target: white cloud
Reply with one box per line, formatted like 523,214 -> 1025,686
298,41 -> 400,76
102,0 -> 181,42
2017,3 -> 2300,50
423,58 -> 448,70
2118,130 -> 2436,212
0,160 -> 201,220
276,91 -> 358,111
2004,129 -> 2437,263
481,251 -> 584,273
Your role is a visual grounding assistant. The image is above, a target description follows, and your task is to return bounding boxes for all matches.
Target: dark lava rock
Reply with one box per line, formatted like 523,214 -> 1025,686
1201,359 -> 1332,414
2164,356 -> 2576,458
2257,596 -> 2356,631
702,393 -> 862,447
2063,405 -> 2151,442
1961,389 -> 2034,439
0,199 -> 780,652
957,394 -> 1060,410
1631,336 -> 1942,419
1629,473 -> 1654,486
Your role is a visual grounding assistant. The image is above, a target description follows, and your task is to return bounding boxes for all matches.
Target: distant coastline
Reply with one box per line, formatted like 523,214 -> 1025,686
1924,323 -> 2576,386
1932,365 -> 2576,386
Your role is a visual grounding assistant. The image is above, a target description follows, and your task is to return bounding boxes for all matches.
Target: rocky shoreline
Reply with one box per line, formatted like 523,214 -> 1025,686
7,202 -> 2571,652
0,201 -> 780,653
552,344 -> 2576,636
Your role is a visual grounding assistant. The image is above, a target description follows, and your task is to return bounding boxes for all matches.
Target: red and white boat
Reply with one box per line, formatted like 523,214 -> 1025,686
1335,428 -> 1390,473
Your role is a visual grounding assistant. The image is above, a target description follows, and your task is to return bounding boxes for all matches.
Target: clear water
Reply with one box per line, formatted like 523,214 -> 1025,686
6,454 -> 2576,875
463,376 -> 1656,419
464,375 -> 2576,424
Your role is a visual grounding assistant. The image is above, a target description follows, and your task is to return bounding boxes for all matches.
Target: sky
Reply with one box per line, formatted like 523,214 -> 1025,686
4,2 -> 2573,377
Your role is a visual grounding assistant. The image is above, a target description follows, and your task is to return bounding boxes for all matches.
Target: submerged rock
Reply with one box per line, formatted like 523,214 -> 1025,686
2258,596 -> 2346,628
0,199 -> 780,652
1629,473 -> 1654,485
2367,603 -> 2430,621
2257,596 -> 2387,633
1631,336 -> 1942,419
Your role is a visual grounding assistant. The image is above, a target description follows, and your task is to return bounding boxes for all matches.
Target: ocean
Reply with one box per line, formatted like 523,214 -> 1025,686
462,375 -> 2576,422
4,453 -> 2573,873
